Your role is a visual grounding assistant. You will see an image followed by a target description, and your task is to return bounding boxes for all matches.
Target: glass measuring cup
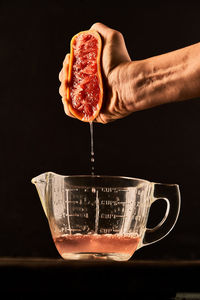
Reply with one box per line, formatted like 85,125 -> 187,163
32,172 -> 180,261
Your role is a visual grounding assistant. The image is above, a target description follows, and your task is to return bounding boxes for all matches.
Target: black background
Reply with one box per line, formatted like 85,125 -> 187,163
1,0 -> 200,260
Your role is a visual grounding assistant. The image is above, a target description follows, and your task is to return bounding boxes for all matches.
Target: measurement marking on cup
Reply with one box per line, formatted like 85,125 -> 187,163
95,189 -> 99,233
100,200 -> 126,205
100,213 -> 124,219
66,189 -> 72,235
68,213 -> 89,218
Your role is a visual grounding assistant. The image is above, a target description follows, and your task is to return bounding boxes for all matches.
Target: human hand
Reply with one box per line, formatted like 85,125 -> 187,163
59,25 -> 200,122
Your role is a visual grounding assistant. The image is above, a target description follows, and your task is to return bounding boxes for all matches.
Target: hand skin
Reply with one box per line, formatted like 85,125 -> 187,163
59,22 -> 200,123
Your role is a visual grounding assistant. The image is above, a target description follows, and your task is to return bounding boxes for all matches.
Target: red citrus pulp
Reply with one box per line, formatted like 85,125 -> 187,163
66,30 -> 103,122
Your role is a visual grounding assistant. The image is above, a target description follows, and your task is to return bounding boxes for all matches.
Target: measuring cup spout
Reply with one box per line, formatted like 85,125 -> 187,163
31,173 -> 48,217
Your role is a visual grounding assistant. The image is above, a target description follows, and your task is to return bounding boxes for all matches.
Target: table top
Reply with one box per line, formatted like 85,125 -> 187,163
1,258 -> 200,297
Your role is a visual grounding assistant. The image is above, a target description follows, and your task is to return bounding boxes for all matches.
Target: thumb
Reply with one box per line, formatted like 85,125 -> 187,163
90,22 -> 114,39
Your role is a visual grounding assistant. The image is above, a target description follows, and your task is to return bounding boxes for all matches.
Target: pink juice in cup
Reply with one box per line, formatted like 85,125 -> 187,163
54,234 -> 140,260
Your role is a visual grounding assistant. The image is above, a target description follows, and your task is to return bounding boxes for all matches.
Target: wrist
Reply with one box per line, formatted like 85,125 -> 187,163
109,61 -> 139,113
111,60 -> 150,113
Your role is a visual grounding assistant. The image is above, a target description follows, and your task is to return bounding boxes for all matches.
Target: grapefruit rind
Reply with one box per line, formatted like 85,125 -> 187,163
66,30 -> 103,122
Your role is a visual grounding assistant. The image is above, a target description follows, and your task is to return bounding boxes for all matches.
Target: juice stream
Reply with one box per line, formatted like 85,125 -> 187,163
89,122 -> 95,175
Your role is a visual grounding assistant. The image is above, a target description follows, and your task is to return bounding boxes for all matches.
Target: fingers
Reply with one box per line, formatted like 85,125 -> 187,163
95,111 -> 111,124
91,22 -> 131,71
90,22 -> 114,39
59,69 -> 63,82
59,53 -> 70,97
61,97 -> 75,118
63,52 -> 70,67
59,53 -> 75,119
90,22 -> 124,45
59,53 -> 70,82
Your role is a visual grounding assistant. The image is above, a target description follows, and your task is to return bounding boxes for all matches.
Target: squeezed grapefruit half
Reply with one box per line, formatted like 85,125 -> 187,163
65,30 -> 103,122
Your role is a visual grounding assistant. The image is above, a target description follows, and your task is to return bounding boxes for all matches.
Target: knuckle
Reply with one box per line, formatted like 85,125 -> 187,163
59,84 -> 63,96
96,114 -> 109,124
59,70 -> 63,82
62,98 -> 75,119
62,99 -> 70,115
109,29 -> 123,41
91,22 -> 102,29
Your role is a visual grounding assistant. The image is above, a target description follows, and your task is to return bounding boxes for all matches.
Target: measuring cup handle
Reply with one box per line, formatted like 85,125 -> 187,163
142,183 -> 181,246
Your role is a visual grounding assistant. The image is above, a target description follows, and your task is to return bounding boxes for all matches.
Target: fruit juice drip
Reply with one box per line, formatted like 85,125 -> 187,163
89,121 -> 95,175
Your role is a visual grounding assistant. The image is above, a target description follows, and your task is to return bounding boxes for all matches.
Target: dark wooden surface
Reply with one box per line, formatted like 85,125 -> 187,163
1,258 -> 200,298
